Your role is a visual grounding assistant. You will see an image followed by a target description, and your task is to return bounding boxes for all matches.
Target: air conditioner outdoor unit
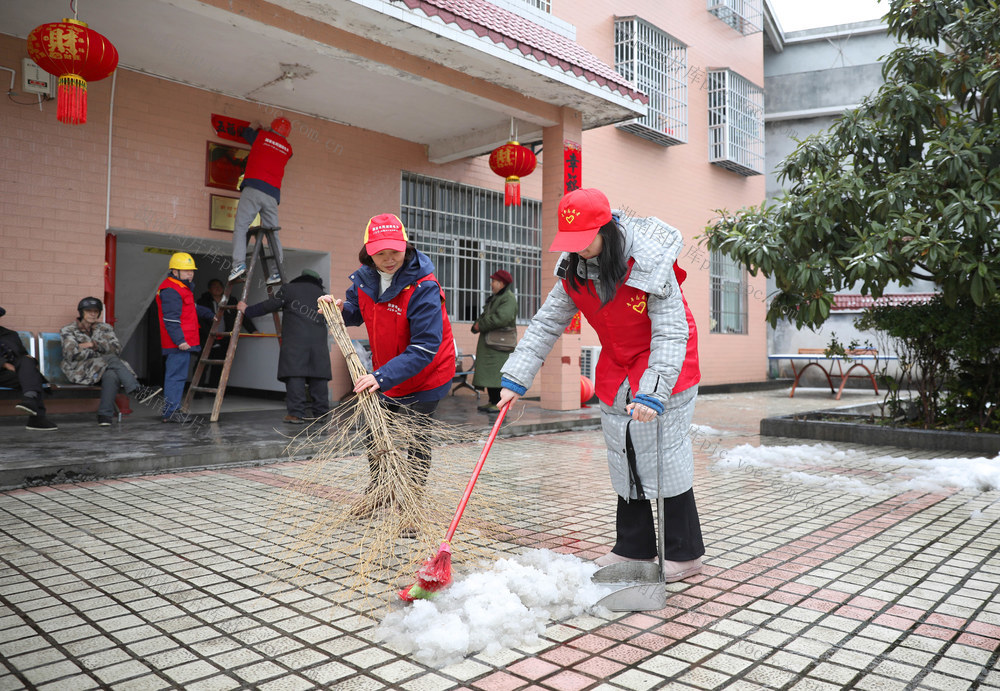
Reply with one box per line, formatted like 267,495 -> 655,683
580,346 -> 601,382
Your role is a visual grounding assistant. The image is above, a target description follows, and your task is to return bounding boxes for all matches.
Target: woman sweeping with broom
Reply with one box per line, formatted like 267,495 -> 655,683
498,188 -> 705,583
319,213 -> 455,537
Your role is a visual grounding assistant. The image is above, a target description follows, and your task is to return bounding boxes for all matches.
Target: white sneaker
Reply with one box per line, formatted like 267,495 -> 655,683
228,263 -> 247,281
662,558 -> 702,582
266,272 -> 282,286
594,551 -> 655,568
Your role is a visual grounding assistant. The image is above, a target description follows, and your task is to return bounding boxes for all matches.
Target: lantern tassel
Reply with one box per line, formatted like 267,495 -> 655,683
504,176 -> 520,206
57,74 -> 88,125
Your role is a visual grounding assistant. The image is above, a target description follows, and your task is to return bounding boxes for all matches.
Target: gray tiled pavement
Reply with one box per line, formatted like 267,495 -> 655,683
1,387 -> 998,690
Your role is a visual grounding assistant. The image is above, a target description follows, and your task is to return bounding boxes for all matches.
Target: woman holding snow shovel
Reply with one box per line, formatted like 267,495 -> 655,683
319,213 -> 456,534
498,188 -> 704,583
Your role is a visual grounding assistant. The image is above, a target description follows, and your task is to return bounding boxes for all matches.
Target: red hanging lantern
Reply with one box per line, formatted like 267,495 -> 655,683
27,18 -> 119,125
489,140 -> 537,206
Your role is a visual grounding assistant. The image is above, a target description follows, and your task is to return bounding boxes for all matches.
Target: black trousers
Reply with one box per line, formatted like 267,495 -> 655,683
285,376 -> 330,418
0,356 -> 47,414
366,398 -> 440,488
612,488 -> 705,562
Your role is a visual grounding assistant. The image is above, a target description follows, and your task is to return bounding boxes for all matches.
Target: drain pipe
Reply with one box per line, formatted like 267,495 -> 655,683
105,69 -> 116,230
103,70 -> 117,325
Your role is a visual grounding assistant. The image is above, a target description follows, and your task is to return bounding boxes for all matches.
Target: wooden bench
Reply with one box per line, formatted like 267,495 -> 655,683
768,348 -> 893,399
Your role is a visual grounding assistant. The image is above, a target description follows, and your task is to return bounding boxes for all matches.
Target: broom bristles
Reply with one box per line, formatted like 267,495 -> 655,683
415,541 -> 453,592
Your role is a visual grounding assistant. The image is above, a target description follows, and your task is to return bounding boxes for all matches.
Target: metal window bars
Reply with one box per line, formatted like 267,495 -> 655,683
710,249 -> 748,334
517,0 -> 550,12
707,68 -> 765,176
707,0 -> 763,35
400,172 -> 542,323
614,16 -> 688,146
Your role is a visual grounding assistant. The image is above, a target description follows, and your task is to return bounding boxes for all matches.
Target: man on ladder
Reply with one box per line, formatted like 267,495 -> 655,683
228,116 -> 294,285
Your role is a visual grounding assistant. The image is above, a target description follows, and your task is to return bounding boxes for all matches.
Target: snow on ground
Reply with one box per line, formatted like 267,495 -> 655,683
714,443 -> 1000,494
378,549 -> 614,667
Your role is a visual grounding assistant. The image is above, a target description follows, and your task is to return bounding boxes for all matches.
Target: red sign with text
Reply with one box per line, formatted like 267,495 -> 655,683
211,114 -> 251,143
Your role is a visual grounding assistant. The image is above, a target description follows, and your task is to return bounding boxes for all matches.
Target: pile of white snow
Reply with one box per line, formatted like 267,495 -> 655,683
378,549 -> 612,667
715,443 -> 1000,494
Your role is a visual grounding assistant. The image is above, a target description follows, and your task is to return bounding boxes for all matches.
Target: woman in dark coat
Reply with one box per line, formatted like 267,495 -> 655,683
471,270 -> 517,412
238,270 -> 331,423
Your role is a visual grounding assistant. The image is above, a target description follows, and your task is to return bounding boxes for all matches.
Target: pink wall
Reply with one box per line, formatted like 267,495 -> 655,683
1,0 -> 766,395
561,1 -> 769,385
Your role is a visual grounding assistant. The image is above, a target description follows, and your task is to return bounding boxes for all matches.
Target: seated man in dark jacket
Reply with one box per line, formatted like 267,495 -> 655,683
0,306 -> 57,431
237,270 -> 331,424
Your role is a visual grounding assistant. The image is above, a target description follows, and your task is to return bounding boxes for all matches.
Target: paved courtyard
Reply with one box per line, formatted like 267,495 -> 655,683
1,389 -> 998,690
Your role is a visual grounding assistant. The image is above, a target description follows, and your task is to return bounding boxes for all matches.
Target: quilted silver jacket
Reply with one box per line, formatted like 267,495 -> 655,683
500,215 -> 697,498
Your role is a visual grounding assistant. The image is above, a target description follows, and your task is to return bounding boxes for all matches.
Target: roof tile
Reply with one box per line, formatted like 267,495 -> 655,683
400,0 -> 646,103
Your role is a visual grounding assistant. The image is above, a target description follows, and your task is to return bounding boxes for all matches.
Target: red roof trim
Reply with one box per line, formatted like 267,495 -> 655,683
400,0 -> 647,104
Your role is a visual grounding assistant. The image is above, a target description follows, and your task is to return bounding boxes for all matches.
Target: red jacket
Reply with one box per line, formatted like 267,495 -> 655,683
566,262 -> 699,405
156,276 -> 201,350
243,130 -> 292,190
357,275 -> 456,397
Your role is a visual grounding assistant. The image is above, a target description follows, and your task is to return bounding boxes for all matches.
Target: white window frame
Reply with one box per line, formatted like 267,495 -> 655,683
710,250 -> 748,334
614,16 -> 688,146
707,0 -> 763,35
707,68 -> 765,176
400,172 -> 541,323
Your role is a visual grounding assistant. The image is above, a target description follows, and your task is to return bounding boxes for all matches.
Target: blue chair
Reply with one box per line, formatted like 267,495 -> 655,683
37,332 -> 72,386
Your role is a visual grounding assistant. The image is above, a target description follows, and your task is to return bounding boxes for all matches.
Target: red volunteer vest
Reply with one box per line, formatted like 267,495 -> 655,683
357,274 -> 456,397
243,131 -> 292,190
565,261 -> 700,406
156,276 -> 201,349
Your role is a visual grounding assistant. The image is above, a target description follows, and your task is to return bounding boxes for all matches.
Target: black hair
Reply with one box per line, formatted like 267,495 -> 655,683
358,243 -> 417,268
207,278 -> 224,289
564,219 -> 628,306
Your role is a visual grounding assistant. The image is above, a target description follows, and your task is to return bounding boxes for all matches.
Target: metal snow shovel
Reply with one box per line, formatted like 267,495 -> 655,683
592,418 -> 667,611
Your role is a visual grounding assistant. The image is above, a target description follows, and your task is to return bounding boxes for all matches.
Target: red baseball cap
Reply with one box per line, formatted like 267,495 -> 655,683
550,188 -> 613,253
364,214 -> 409,255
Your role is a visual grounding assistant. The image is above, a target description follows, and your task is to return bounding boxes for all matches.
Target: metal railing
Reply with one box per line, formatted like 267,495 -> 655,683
710,249 -> 748,334
614,16 -> 688,146
400,172 -> 542,323
707,68 -> 765,176
707,0 -> 763,35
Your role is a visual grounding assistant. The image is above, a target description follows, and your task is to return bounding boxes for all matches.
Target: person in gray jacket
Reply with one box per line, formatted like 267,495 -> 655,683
499,188 -> 704,583
238,270 -> 331,424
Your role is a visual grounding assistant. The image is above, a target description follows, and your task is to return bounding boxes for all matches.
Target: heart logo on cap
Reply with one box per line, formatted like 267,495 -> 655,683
562,207 -> 578,224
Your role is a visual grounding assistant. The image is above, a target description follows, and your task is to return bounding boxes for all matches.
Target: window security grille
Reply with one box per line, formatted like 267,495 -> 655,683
400,172 -> 542,323
518,0 -> 550,12
707,0 -> 763,35
707,68 -> 764,176
614,16 -> 688,146
710,249 -> 748,334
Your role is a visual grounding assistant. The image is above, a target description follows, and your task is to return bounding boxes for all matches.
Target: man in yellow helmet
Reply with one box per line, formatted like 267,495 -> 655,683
155,252 -> 214,422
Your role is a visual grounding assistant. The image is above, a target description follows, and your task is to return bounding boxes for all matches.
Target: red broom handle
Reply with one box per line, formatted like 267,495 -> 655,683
443,402 -> 509,543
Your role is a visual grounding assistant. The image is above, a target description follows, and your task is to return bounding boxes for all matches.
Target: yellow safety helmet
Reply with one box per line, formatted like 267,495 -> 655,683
168,252 -> 197,270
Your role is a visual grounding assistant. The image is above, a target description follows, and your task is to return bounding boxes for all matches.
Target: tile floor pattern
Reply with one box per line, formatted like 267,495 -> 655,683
1,391 -> 999,690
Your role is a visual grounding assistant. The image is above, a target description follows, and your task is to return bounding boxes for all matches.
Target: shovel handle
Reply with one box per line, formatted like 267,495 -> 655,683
443,402 -> 509,543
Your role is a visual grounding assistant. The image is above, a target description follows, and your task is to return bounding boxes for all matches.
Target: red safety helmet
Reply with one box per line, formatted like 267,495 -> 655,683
270,117 -> 292,137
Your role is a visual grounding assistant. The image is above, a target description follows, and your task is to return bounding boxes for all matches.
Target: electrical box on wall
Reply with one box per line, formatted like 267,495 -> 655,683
22,57 -> 55,97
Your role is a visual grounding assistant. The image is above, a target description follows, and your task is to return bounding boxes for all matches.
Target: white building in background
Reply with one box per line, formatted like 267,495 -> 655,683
761,15 -> 936,367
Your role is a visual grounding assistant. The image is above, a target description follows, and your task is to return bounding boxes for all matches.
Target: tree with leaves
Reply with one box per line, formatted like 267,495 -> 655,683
703,0 -> 1000,330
